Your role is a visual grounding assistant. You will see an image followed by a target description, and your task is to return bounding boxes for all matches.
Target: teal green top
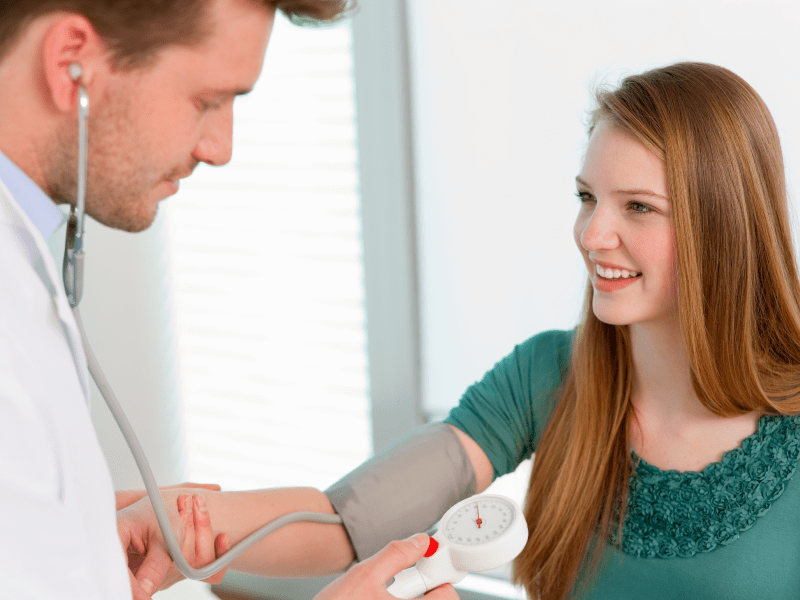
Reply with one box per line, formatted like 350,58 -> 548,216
445,330 -> 800,599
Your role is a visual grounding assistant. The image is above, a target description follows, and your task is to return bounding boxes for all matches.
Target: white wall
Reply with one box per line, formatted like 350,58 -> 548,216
406,0 -> 800,415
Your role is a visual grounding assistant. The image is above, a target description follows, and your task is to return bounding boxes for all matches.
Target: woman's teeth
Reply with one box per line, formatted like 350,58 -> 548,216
595,264 -> 641,280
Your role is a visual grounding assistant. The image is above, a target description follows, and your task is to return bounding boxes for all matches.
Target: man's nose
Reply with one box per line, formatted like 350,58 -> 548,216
193,105 -> 234,167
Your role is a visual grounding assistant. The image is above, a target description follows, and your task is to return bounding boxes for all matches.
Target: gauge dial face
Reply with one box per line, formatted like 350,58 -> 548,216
443,497 -> 515,546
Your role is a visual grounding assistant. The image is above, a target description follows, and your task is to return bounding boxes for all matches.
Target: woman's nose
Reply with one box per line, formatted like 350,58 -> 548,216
578,203 -> 620,251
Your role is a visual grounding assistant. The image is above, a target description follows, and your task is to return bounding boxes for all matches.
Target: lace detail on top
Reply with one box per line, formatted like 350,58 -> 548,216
619,415 -> 800,559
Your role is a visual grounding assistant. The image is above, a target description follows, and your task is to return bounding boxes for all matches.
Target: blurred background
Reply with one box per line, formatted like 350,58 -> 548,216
47,1 -> 800,598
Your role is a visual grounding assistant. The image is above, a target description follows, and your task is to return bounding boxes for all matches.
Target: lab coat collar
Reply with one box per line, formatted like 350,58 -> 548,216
0,174 -> 90,402
0,149 -> 65,240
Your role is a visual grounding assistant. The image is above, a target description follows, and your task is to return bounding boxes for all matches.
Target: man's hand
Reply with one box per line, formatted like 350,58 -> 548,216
117,490 -> 230,600
314,534 -> 460,600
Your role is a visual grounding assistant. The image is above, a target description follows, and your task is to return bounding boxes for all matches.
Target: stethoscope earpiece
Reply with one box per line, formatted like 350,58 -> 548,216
68,62 -> 83,83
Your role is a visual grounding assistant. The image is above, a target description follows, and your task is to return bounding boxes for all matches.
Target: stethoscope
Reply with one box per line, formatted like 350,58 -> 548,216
61,62 -> 528,591
61,63 -> 342,581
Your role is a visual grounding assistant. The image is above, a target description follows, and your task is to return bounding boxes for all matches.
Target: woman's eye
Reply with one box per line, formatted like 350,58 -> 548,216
629,201 -> 652,213
575,191 -> 595,203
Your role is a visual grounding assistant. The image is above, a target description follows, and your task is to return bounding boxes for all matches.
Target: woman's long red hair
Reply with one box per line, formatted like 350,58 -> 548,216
513,62 -> 800,600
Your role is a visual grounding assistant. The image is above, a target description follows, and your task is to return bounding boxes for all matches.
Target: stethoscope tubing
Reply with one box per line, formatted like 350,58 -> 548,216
75,303 -> 342,579
63,73 -> 341,581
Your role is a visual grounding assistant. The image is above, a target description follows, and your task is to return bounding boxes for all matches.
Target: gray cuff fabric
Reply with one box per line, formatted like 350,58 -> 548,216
324,422 -> 476,561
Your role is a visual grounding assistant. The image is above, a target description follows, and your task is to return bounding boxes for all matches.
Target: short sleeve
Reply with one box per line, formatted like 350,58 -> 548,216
444,329 -> 573,480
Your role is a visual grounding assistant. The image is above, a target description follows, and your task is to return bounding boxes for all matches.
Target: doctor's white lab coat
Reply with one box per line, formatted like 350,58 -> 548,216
0,177 -> 132,598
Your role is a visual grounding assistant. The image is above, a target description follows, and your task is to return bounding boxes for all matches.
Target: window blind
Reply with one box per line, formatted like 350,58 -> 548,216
165,14 -> 370,493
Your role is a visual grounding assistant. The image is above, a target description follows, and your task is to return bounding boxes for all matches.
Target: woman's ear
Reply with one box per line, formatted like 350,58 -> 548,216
41,14 -> 105,113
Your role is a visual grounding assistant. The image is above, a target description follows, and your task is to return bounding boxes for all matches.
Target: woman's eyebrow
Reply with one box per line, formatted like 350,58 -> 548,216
575,176 -> 668,200
611,188 -> 669,200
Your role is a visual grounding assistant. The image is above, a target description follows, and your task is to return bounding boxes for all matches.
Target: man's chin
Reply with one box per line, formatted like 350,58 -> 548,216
95,203 -> 160,233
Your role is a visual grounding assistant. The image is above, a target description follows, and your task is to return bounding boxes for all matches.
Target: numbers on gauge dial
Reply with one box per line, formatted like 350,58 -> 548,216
443,499 -> 514,545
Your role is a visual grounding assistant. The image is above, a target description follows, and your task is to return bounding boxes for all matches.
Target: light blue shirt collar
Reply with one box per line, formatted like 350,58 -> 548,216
0,149 -> 65,240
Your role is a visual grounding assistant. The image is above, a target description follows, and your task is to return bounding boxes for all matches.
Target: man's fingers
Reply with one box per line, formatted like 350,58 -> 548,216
368,533 -> 431,584
215,532 -> 231,558
203,532 -> 231,585
178,493 -> 195,561
161,482 -> 222,492
118,484 -> 220,511
117,489 -> 149,511
129,569 -> 153,600
133,545 -> 173,598
313,534 -> 435,600
192,495 -> 216,566
424,583 -> 461,599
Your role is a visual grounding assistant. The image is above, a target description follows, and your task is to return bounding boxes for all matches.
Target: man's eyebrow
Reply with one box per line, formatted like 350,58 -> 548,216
575,176 -> 668,200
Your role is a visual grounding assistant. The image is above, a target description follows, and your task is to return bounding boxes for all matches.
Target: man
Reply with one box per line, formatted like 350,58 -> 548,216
0,0 -> 457,598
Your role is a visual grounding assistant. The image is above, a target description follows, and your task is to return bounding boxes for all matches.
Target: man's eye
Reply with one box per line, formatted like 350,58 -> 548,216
197,99 -> 221,111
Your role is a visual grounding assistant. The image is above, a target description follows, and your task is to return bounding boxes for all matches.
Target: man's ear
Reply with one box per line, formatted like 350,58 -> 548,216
41,14 -> 106,113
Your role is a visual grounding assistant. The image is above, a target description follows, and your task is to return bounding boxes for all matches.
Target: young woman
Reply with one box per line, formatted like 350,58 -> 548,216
446,61 -> 800,599
117,62 -> 800,600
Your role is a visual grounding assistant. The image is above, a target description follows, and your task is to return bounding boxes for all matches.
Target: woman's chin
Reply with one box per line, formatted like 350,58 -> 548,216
591,303 -> 634,327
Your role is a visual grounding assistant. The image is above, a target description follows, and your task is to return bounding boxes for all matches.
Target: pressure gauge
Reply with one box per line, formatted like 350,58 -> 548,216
387,494 -> 528,599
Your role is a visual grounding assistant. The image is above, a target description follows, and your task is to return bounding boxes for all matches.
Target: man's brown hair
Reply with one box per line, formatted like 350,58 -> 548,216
0,0 -> 355,69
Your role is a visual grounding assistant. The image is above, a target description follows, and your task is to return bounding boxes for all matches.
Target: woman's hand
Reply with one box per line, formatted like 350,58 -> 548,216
314,534 -> 460,600
117,489 -> 230,599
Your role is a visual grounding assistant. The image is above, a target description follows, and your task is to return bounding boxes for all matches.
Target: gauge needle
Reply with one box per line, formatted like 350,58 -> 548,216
476,505 -> 483,529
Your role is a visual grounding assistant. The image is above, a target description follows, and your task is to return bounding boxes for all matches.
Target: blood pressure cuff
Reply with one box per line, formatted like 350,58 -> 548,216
324,422 -> 476,561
